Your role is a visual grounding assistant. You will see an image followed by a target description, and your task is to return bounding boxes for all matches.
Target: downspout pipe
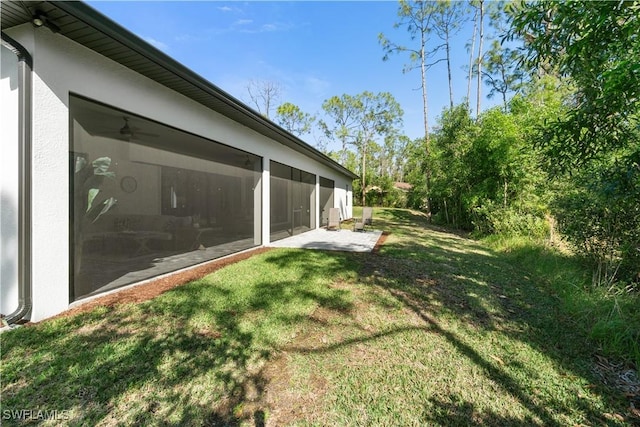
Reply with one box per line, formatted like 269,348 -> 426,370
1,32 -> 33,325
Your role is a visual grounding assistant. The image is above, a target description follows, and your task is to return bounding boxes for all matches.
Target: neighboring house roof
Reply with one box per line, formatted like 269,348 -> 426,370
1,1 -> 358,180
364,183 -> 412,194
394,182 -> 413,191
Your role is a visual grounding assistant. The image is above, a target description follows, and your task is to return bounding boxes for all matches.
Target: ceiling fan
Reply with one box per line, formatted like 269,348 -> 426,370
93,116 -> 159,141
117,116 -> 159,140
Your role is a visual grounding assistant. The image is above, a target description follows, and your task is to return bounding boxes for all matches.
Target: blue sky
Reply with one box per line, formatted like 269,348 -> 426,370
88,1 -> 502,151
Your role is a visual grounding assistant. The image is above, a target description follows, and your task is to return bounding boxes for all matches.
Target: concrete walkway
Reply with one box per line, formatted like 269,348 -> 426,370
268,228 -> 383,253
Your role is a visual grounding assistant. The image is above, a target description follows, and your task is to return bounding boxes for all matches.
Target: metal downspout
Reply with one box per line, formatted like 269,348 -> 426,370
1,32 -> 33,324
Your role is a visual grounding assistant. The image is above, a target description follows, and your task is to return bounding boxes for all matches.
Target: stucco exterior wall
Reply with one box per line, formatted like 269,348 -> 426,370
4,24 -> 353,321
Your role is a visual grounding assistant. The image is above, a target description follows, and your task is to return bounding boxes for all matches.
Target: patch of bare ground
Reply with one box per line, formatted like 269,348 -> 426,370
43,247 -> 272,322
240,289 -> 361,425
235,352 -> 329,426
247,281 -> 423,425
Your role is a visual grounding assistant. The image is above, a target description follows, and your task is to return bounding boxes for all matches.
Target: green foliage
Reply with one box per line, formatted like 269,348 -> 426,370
485,233 -> 640,369
429,104 -> 476,228
472,203 -> 548,239
403,138 -> 429,210
274,102 -> 315,137
508,1 -> 640,286
362,175 -> 408,208
427,100 -> 551,236
319,92 -> 403,151
74,156 -> 117,224
552,153 -> 640,285
509,0 -> 640,172
483,40 -> 525,109
319,91 -> 403,205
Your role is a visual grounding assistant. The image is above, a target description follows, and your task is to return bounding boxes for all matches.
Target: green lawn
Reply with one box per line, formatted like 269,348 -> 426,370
1,208 -> 635,426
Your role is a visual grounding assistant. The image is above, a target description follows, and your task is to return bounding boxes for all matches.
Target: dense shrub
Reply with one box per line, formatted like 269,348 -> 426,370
552,154 -> 640,286
472,202 -> 549,239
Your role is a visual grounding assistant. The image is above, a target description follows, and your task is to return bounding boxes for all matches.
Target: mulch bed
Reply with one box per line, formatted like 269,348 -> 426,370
372,231 -> 389,253
37,232 -> 390,323
44,247 -> 273,322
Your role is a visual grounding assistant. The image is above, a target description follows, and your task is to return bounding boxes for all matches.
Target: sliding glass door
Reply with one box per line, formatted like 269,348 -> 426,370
319,177 -> 335,228
270,161 -> 316,241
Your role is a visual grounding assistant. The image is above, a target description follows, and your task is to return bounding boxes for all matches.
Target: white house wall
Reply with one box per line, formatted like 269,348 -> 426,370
5,24 -> 353,322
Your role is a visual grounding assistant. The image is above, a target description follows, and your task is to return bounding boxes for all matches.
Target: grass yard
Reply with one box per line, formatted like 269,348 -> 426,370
1,208 -> 636,426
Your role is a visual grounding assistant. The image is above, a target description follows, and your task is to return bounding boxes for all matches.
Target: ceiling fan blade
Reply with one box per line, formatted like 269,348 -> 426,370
134,131 -> 160,138
123,117 -> 159,138
92,131 -> 121,138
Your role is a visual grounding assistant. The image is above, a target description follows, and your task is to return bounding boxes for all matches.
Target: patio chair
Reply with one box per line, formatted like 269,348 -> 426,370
354,207 -> 373,232
362,207 -> 373,226
327,208 -> 341,231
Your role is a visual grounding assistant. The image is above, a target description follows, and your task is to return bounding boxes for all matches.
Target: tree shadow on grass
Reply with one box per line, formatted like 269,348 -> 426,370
268,217 -> 626,424
2,306 -> 255,425
384,284 -> 564,426
423,395 -> 540,426
358,231 -> 628,425
0,249 -> 360,426
1,220 -> 631,425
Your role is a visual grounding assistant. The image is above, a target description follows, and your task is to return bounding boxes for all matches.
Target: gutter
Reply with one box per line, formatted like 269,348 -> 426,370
1,32 -> 33,324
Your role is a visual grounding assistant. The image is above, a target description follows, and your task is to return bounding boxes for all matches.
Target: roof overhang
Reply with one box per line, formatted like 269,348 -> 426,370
1,1 -> 358,180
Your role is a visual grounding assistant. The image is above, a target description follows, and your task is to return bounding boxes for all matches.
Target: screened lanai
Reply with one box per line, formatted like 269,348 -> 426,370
70,95 -> 262,300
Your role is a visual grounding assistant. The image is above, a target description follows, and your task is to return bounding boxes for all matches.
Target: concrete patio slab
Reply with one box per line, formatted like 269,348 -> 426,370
268,228 -> 383,253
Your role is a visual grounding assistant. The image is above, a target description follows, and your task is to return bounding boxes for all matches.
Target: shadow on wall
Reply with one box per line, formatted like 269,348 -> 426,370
1,192 -> 18,315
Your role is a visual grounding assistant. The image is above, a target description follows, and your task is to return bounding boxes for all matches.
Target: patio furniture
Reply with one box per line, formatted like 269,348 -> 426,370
174,226 -> 221,250
363,207 -> 373,225
327,208 -> 341,231
354,207 -> 373,232
83,214 -> 181,255
119,230 -> 175,256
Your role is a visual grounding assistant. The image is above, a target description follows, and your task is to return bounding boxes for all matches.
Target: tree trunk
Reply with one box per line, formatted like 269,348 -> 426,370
467,7 -> 478,107
503,179 -> 508,208
421,34 -> 432,220
476,0 -> 485,119
444,198 -> 450,224
445,28 -> 454,109
361,142 -> 367,207
501,65 -> 508,111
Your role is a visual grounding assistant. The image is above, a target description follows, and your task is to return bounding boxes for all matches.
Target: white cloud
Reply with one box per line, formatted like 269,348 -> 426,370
234,19 -> 253,26
234,22 -> 293,34
142,36 -> 169,52
217,5 -> 243,13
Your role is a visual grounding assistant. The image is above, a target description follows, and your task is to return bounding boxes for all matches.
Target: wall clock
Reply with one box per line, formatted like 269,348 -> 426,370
120,176 -> 137,193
